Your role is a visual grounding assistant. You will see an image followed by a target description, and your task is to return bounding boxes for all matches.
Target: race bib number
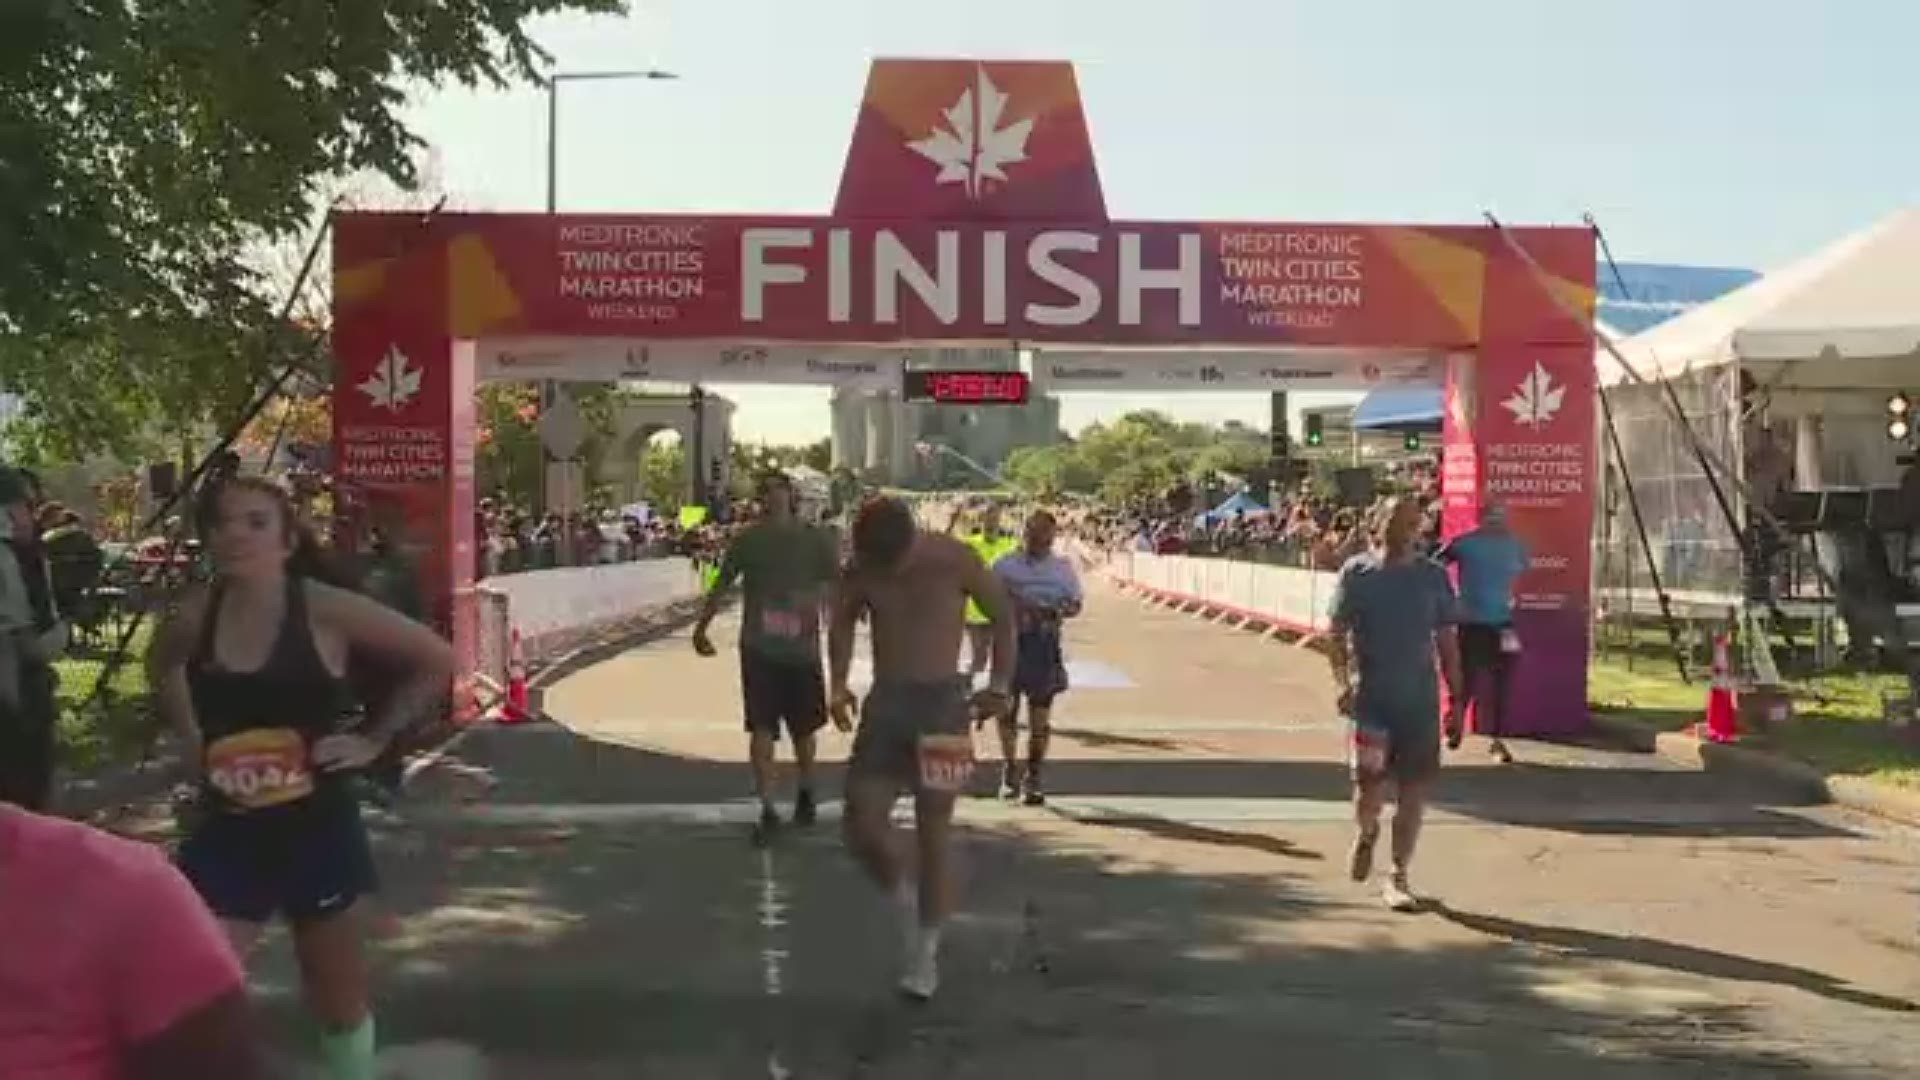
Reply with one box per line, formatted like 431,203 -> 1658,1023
760,607 -> 805,639
205,728 -> 314,811
916,733 -> 975,793
1348,726 -> 1389,775
1499,629 -> 1523,655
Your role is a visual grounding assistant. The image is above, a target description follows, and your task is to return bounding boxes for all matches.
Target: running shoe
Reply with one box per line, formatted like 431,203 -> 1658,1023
1488,739 -> 1515,765
1020,774 -> 1047,807
751,804 -> 781,847
998,764 -> 1021,801
899,930 -> 941,1002
1382,873 -> 1421,913
792,789 -> 818,827
1347,829 -> 1378,883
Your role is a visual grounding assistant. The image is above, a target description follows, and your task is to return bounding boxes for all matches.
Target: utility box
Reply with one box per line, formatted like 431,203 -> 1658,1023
1739,684 -> 1794,733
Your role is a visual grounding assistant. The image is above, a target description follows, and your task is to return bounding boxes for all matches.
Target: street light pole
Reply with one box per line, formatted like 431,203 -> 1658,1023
540,67 -> 678,516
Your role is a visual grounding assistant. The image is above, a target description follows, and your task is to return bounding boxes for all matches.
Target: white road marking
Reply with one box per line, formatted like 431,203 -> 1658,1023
757,846 -> 792,1079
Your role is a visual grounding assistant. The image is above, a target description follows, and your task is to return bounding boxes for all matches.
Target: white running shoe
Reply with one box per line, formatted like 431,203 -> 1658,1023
1382,873 -> 1421,913
899,927 -> 942,1001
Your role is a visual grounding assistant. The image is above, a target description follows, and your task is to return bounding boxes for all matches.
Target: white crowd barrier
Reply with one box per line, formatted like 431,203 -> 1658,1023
471,559 -> 703,691
1093,546 -> 1340,637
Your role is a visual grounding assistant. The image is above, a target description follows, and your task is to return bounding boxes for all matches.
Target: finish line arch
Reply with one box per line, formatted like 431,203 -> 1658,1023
329,57 -> 1597,732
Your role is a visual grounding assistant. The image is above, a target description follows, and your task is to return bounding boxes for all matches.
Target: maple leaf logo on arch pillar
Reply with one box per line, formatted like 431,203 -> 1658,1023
359,346 -> 423,412
907,65 -> 1034,199
1502,363 -> 1565,429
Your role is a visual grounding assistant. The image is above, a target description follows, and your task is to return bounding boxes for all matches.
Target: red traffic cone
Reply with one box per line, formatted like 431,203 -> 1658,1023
1701,631 -> 1738,744
497,629 -> 532,724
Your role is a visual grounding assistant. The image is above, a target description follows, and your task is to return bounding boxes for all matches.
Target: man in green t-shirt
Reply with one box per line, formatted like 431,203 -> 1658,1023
692,473 -> 840,844
963,504 -> 1020,681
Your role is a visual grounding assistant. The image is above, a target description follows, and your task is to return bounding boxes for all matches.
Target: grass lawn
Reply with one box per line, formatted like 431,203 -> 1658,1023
1589,645 -> 1920,791
53,620 -> 159,773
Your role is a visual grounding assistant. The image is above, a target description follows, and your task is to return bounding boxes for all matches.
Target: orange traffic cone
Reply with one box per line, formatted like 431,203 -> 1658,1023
1701,631 -> 1738,744
497,629 -> 532,724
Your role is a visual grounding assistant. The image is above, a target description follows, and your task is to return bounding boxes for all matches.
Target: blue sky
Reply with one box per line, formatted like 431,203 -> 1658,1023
407,0 -> 1919,443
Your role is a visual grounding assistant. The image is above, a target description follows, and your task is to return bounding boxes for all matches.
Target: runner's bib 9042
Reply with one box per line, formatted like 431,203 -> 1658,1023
205,728 -> 315,810
916,733 -> 976,793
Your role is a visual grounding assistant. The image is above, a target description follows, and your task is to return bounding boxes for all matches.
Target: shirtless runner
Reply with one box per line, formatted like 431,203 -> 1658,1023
829,497 -> 1016,1001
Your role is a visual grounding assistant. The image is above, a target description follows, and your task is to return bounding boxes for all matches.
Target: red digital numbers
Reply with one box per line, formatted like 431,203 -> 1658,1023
918,371 -> 1029,404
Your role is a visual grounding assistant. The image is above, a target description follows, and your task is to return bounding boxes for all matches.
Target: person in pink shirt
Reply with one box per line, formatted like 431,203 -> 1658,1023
0,804 -> 264,1078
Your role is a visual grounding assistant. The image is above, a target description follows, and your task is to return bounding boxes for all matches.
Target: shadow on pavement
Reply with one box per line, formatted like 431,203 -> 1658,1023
1430,903 -> 1920,1017
446,723 -> 1854,841
1053,726 -> 1187,752
284,732 -> 1916,1078
1074,812 -> 1326,861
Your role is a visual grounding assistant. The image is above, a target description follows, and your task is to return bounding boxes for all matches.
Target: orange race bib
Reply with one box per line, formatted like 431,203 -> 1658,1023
916,733 -> 976,793
205,728 -> 314,811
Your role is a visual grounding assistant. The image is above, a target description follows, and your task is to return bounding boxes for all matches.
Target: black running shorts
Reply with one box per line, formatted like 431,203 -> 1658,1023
741,650 -> 829,741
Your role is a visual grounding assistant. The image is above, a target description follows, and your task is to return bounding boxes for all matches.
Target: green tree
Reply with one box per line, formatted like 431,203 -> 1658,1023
1189,437 -> 1270,483
639,442 -> 687,512
1,0 -> 621,457
1100,457 -> 1181,508
1004,444 -> 1094,497
476,382 -> 616,512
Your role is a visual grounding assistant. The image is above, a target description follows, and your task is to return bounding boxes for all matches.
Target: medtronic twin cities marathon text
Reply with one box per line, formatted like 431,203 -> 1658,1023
340,426 -> 446,483
1484,442 -> 1586,503
1216,230 -> 1366,329
559,223 -> 708,323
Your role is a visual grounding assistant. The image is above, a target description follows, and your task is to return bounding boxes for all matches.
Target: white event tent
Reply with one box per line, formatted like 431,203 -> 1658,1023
1593,209 -> 1920,601
1602,207 -> 1920,394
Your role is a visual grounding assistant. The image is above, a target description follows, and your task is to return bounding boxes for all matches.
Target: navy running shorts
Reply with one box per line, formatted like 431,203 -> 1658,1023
177,793 -> 377,924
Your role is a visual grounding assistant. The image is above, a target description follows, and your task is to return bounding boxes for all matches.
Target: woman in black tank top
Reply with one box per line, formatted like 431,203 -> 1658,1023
151,477 -> 453,1076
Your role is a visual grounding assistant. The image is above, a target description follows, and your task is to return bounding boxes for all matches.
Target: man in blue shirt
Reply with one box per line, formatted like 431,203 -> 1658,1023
1327,496 -> 1463,912
1437,503 -> 1529,764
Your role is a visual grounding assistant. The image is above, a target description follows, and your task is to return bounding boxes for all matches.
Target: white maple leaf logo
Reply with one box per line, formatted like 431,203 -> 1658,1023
358,346 -> 422,412
1502,362 -> 1565,429
907,65 -> 1034,199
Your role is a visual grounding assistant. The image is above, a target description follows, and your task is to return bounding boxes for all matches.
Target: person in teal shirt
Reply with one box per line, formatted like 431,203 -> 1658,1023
1437,503 -> 1529,764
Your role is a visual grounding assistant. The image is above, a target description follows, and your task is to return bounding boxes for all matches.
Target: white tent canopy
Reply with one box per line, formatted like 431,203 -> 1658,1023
1601,208 -> 1920,391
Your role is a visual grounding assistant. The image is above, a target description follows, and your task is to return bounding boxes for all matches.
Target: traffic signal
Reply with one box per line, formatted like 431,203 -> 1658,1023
1889,393 -> 1911,441
1403,432 -> 1423,452
1304,413 -> 1325,447
1269,430 -> 1291,460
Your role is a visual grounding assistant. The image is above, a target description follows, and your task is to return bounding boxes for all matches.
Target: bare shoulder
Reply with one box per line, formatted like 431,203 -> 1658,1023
301,578 -> 380,623
152,581 -> 212,657
920,532 -> 976,569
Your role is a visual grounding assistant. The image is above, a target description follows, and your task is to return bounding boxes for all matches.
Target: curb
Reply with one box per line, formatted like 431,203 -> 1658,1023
1590,712 -> 1920,827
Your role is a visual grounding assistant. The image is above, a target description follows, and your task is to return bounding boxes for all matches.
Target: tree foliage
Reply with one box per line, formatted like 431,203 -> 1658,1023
475,382 -> 619,511
638,441 -> 687,512
0,0 -> 622,459
1003,410 -> 1270,506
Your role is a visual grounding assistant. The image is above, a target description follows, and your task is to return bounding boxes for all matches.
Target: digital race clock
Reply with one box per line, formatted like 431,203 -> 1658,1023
901,370 -> 1032,406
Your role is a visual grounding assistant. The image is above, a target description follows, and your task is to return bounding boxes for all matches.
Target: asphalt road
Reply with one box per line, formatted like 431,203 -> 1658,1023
248,577 -> 1919,1077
